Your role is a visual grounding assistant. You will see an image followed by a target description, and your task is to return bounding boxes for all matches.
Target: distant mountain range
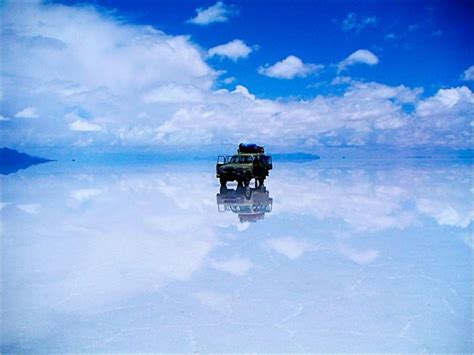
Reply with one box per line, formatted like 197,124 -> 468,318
0,148 -> 53,175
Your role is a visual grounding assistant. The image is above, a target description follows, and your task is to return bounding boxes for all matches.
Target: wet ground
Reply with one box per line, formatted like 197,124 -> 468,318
1,159 -> 472,352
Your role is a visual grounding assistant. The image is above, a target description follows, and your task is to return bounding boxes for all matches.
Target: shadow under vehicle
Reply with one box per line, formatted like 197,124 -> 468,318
216,185 -> 273,223
216,143 -> 272,187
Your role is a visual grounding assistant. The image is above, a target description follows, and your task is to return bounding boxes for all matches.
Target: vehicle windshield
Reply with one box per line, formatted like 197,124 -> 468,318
229,155 -> 253,164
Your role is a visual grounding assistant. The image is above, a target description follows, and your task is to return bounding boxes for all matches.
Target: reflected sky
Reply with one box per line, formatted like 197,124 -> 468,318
1,160 -> 472,352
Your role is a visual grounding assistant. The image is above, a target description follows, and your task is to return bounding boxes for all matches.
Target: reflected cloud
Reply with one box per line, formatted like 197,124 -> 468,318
265,236 -> 314,259
17,203 -> 41,214
1,161 -> 472,351
337,243 -> 379,265
217,185 -> 273,223
194,290 -> 233,315
416,197 -> 473,228
270,165 -> 472,231
211,256 -> 253,276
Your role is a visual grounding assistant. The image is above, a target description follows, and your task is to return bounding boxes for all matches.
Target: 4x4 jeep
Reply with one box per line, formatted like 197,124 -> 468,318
216,143 -> 272,187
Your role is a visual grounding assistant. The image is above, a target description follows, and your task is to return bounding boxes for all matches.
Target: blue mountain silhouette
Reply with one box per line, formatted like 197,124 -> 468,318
0,148 -> 53,175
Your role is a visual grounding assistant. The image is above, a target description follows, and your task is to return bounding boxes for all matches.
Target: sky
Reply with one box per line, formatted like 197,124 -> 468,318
1,0 -> 473,152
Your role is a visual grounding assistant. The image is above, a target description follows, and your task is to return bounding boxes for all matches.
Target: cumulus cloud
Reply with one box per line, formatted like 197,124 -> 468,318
1,1 -> 473,150
208,39 -> 253,61
14,107 -> 39,119
259,55 -> 323,79
187,1 -> 236,25
461,65 -> 474,81
399,86 -> 474,147
417,86 -> 473,113
338,49 -> 379,71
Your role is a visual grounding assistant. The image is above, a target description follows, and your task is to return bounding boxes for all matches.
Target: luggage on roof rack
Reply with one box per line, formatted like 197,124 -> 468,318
238,143 -> 264,154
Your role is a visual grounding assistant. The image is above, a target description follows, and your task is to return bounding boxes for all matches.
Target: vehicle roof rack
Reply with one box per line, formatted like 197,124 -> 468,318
238,143 -> 264,154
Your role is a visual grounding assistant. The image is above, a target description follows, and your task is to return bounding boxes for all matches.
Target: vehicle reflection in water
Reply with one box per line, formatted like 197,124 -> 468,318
216,185 -> 273,223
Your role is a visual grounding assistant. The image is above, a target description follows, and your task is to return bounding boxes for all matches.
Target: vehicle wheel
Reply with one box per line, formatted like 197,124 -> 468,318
243,177 -> 250,187
244,187 -> 252,199
258,177 -> 265,186
219,177 -> 227,186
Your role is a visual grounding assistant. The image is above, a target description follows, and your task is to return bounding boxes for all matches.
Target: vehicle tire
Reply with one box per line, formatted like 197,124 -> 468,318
243,177 -> 250,187
258,177 -> 265,186
244,187 -> 252,199
219,177 -> 227,186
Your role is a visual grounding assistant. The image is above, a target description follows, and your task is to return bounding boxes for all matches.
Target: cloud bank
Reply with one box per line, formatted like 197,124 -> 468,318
2,2 -> 473,150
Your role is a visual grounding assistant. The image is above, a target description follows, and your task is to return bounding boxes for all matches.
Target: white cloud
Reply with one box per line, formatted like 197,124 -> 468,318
143,83 -> 205,103
4,2 -> 215,94
417,198 -> 473,228
259,55 -> 323,79
232,85 -> 255,100
2,1 -> 473,150
339,49 -> 379,71
187,1 -> 236,25
14,106 -> 39,119
0,115 -> 11,121
211,256 -> 253,276
331,76 -> 353,85
69,120 -> 102,132
338,12 -> 378,33
70,188 -> 102,202
461,65 -> 474,81
416,86 -> 473,114
223,76 -> 236,84
208,39 -> 252,61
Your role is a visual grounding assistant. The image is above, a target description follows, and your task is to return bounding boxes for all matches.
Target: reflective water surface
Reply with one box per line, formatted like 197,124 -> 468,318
1,159 -> 472,352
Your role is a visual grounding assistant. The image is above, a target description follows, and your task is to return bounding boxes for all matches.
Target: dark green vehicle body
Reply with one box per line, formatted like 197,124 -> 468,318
216,144 -> 272,187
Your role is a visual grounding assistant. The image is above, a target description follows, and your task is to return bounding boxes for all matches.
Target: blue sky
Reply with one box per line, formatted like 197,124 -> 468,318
2,0 -> 473,151
54,0 -> 473,98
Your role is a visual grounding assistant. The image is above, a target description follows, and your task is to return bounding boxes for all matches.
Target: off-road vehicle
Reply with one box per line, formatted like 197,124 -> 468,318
216,143 -> 272,187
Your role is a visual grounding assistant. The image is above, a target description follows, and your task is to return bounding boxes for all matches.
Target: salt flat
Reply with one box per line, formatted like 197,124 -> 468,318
1,159 -> 472,352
